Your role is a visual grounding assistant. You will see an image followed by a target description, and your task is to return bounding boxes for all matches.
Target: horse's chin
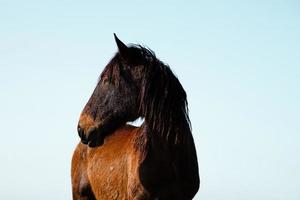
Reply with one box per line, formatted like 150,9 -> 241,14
85,120 -> 121,147
79,127 -> 105,147
87,133 -> 105,148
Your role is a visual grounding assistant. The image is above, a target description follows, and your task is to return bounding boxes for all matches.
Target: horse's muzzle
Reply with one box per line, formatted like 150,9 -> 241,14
77,125 -> 103,147
77,126 -> 88,144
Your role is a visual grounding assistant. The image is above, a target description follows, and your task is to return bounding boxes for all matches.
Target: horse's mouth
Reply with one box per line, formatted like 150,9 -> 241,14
80,136 -> 104,147
79,127 -> 105,147
79,118 -> 120,147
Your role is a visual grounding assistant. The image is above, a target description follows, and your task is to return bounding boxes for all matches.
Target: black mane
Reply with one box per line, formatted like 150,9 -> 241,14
135,45 -> 191,144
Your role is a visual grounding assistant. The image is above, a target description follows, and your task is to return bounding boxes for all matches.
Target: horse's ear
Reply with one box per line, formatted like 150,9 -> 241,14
114,33 -> 129,59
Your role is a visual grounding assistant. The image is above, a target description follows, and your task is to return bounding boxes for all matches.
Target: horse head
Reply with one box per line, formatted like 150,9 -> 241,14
77,34 -> 145,147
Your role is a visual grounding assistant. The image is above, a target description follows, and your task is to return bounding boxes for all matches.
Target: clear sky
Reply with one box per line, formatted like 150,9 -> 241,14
0,0 -> 299,199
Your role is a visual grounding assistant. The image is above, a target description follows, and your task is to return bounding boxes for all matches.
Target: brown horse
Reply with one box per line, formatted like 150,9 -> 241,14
71,34 -> 200,200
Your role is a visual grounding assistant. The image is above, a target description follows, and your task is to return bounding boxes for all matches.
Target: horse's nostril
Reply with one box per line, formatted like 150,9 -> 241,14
77,126 -> 84,138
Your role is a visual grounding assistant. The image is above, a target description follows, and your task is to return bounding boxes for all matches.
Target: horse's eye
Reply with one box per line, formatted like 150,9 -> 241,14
102,76 -> 110,85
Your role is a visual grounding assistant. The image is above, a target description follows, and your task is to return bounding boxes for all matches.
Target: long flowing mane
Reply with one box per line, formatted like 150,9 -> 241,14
136,45 -> 191,145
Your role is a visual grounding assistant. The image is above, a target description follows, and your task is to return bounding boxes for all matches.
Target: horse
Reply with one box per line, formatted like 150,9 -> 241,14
71,34 -> 200,200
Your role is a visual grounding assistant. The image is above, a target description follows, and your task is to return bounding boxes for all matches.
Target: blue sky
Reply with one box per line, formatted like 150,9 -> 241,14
0,0 -> 299,199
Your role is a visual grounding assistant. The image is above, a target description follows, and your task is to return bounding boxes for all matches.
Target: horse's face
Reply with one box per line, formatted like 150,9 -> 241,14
77,35 -> 144,147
